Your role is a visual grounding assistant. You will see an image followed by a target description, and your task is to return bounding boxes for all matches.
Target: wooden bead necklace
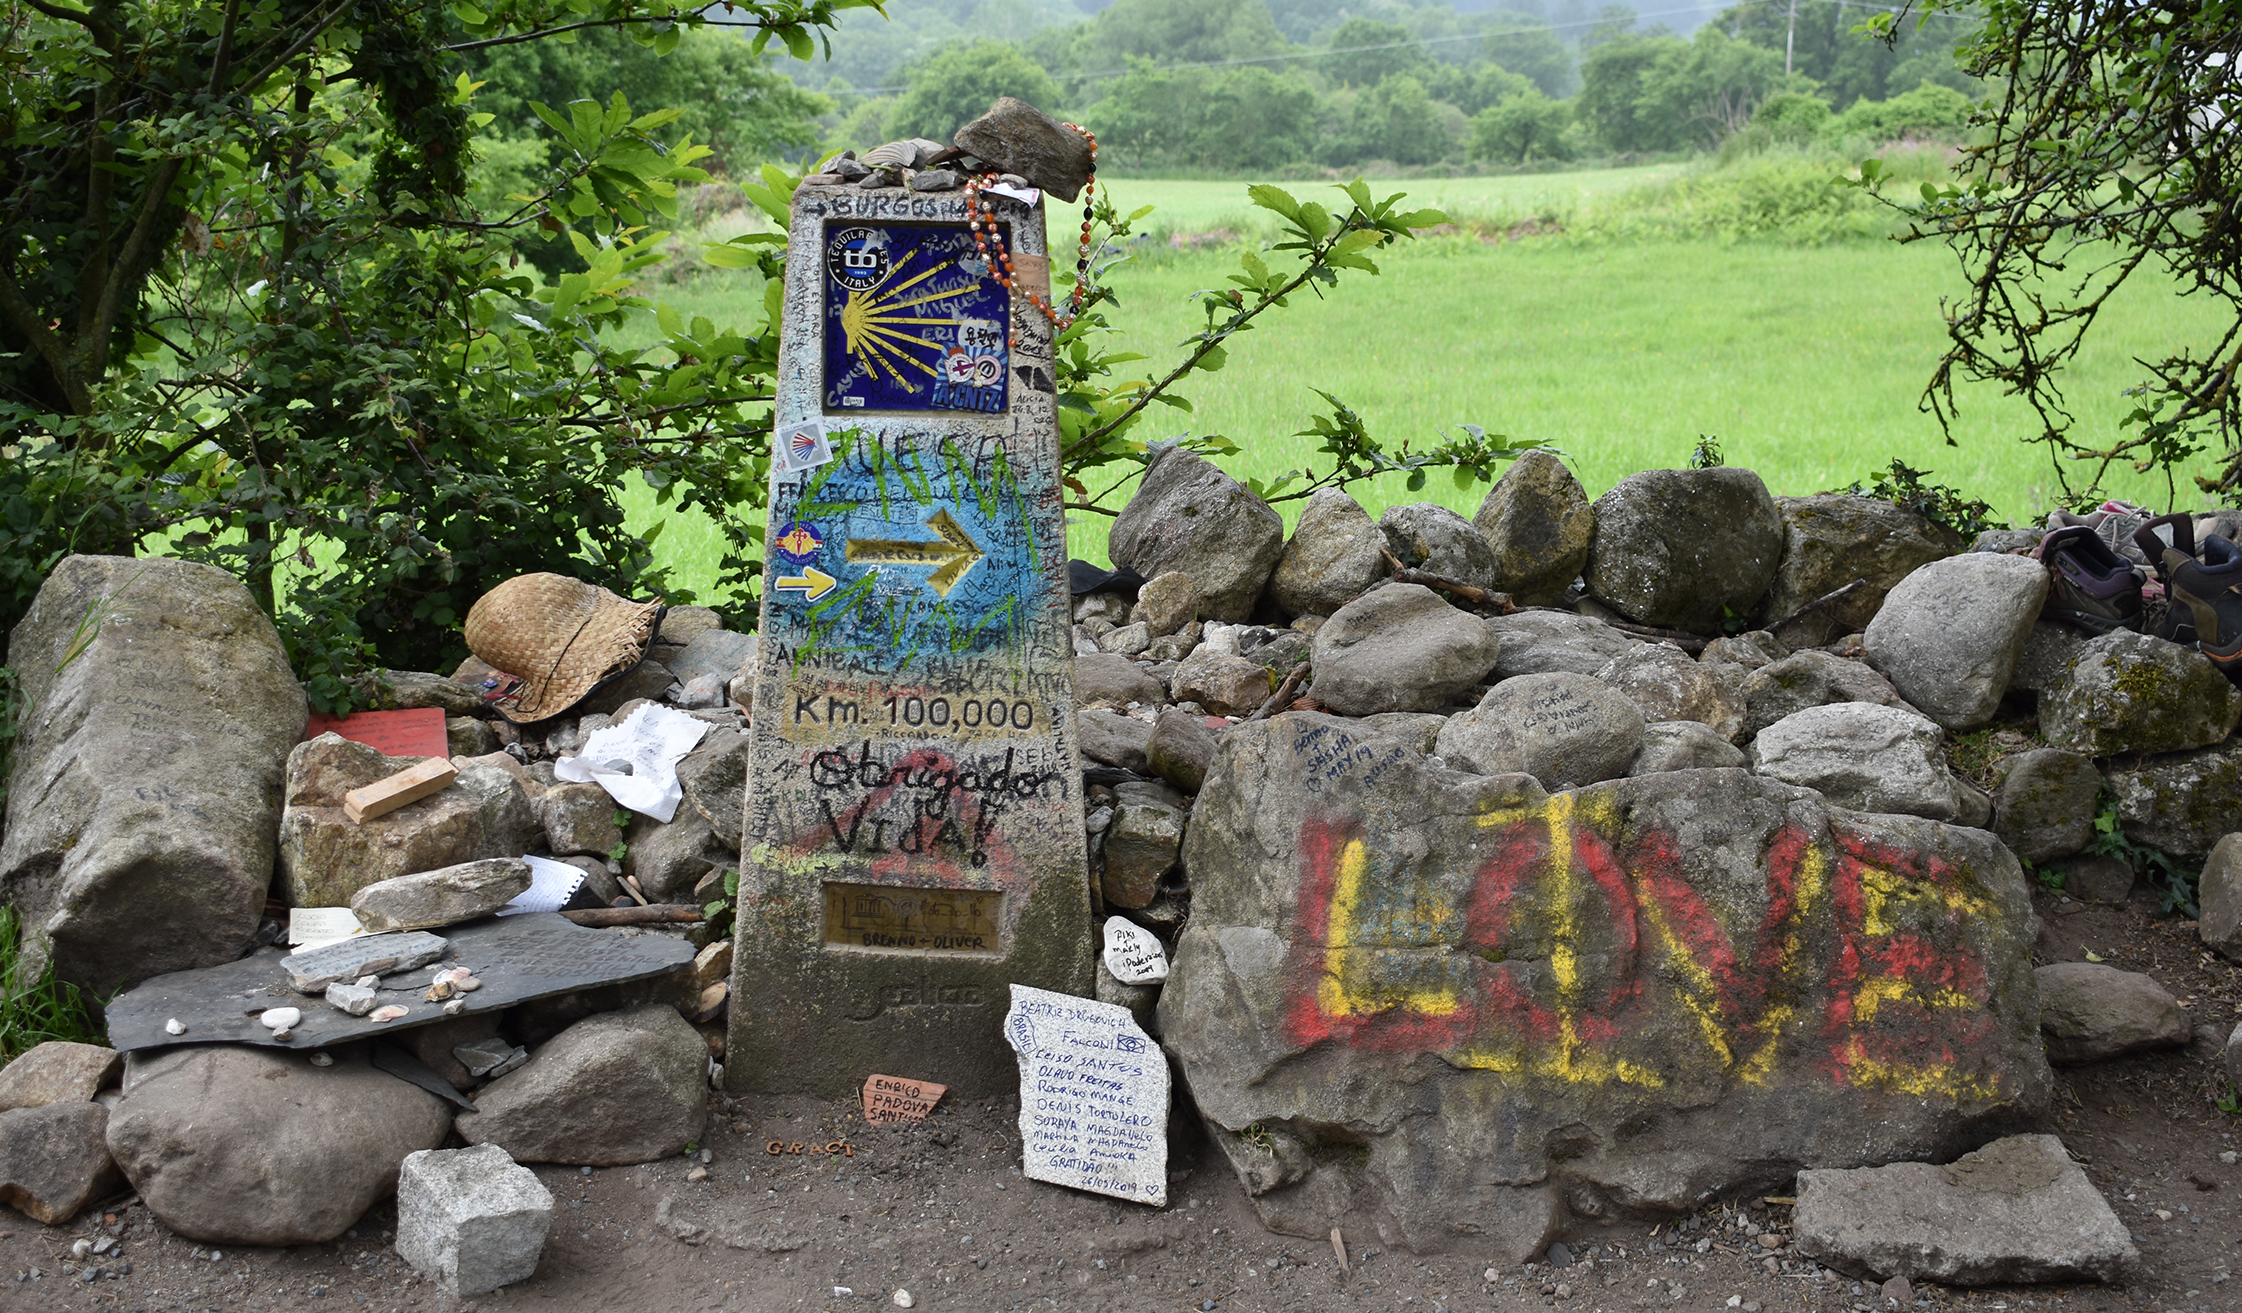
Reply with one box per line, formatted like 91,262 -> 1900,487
963,122 -> 1099,347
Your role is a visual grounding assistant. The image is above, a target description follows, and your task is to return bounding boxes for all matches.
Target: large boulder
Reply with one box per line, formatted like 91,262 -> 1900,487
106,1046 -> 451,1244
1738,650 -> 1913,740
1433,672 -> 1644,789
1108,446 -> 1284,622
0,1102 -> 122,1224
2104,739 -> 2242,857
1582,469 -> 1785,634
1989,748 -> 2101,864
1378,503 -> 1499,590
1593,645 -> 1745,740
1483,610 -> 1642,679
1760,495 -> 1958,648
453,1004 -> 707,1166
0,555 -> 306,995
1310,584 -> 1501,716
1268,489 -> 1389,619
2038,630 -> 2242,757
1862,554 -> 2048,731
2203,833 -> 2242,963
1162,717 -> 2048,1258
2035,962 -> 2191,1064
1792,1135 -> 2136,1285
1472,449 -> 1595,605
278,735 -> 537,908
1749,704 -> 1981,824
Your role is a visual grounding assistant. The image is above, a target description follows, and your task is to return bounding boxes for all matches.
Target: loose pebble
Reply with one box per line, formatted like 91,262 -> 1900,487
259,1007 -> 302,1031
164,1018 -> 185,1035
456,975 -> 483,992
893,1291 -> 915,1308
309,1052 -> 334,1067
686,1166 -> 709,1182
443,998 -> 468,1016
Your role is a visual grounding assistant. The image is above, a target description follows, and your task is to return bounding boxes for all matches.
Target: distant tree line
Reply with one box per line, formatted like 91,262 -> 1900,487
821,0 -> 1983,173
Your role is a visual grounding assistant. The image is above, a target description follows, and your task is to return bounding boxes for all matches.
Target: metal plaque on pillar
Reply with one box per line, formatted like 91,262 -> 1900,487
728,179 -> 1092,1097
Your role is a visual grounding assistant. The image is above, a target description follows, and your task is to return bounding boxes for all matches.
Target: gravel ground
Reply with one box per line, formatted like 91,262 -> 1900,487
4,886 -> 2236,1313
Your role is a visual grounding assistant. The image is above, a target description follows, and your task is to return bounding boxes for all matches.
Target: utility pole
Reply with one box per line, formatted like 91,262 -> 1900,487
1785,0 -> 1798,77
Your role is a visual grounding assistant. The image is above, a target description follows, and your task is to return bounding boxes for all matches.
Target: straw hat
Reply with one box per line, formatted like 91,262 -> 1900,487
464,574 -> 665,723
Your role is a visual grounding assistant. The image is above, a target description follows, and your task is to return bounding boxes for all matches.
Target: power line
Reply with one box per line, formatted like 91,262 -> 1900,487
773,0 -> 1963,97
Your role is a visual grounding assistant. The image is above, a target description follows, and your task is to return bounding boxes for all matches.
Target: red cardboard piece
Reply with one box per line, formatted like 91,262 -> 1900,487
861,1073 -> 947,1123
303,707 -> 449,760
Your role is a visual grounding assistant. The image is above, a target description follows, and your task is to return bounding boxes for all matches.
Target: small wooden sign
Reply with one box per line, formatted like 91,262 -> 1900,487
305,707 -> 449,760
861,1073 -> 947,1123
343,757 -> 458,824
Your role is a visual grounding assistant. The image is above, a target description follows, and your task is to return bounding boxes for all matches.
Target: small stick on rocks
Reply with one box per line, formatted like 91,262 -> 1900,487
1379,549 -> 1517,614
560,904 -> 705,927
1330,1227 -> 1350,1273
1764,578 -> 1869,634
1245,666 -> 1311,722
1600,619 -> 1710,654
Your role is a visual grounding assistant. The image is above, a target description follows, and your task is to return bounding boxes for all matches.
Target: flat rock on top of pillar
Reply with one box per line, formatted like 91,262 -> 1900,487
952,98 -> 1094,201
730,178 -> 1091,1099
104,913 -> 693,1052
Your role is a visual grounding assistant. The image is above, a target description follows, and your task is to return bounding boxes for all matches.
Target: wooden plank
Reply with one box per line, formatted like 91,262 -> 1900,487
343,757 -> 458,824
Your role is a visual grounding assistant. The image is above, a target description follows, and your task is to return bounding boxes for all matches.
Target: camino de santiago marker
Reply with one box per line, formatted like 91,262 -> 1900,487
728,170 -> 1093,1097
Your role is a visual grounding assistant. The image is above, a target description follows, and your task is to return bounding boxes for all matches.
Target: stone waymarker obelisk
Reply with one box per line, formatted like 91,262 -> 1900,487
728,175 -> 1093,1097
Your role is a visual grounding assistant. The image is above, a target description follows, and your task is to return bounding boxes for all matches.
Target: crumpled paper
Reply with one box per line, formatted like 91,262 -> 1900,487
554,703 -> 711,822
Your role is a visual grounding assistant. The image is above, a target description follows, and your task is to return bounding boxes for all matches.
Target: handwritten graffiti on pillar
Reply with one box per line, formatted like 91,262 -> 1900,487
1283,794 -> 2008,1100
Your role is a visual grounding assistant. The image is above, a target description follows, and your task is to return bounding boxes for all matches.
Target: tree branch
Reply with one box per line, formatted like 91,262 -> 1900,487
0,261 -> 90,413
444,5 -> 736,52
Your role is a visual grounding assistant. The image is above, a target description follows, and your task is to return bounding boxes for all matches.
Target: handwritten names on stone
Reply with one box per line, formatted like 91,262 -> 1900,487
1101,917 -> 1168,984
1005,984 -> 1168,1206
861,1073 -> 947,1123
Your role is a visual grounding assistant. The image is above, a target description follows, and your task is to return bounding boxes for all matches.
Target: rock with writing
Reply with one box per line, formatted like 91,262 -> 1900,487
861,1073 -> 947,1123
279,735 -> 536,908
1005,984 -> 1169,1206
1310,584 -> 1502,716
0,555 -> 306,996
1583,469 -> 1785,635
1433,672 -> 1644,789
1102,916 -> 1169,984
1109,446 -> 1284,623
1269,488 -> 1390,620
1162,714 -> 2048,1258
1472,449 -> 1595,605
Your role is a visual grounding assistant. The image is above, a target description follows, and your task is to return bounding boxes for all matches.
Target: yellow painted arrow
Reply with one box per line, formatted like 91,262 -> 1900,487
846,509 -> 985,597
774,566 -> 837,602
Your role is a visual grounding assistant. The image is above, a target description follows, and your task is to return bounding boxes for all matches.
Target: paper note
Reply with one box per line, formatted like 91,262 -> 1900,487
553,703 -> 710,821
287,907 -> 365,949
500,855 -> 589,917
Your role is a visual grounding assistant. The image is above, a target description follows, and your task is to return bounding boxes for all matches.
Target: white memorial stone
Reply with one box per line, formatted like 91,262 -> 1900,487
1004,983 -> 1168,1205
1100,917 -> 1169,984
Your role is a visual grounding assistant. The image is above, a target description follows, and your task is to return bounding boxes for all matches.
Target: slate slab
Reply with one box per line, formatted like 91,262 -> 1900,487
104,914 -> 694,1052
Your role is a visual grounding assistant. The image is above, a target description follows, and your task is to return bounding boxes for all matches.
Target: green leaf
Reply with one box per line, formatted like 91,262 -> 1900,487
1196,344 -> 1227,373
451,1 -> 488,24
702,242 -> 761,268
1247,184 -> 1301,222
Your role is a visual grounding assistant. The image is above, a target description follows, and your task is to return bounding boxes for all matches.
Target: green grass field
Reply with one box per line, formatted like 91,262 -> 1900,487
622,171 -> 2226,592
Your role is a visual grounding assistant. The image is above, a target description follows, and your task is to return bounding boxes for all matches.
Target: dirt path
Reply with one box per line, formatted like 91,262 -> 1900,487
5,888 -> 2236,1313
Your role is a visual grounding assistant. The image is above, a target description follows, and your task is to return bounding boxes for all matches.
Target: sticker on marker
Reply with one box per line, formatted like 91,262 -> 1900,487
822,223 -> 1009,415
775,420 -> 834,474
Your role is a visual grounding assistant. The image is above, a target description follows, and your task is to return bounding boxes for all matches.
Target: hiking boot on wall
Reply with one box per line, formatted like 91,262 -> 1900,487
2134,513 -> 2200,644
2035,525 -> 2144,635
2167,534 -> 2242,680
